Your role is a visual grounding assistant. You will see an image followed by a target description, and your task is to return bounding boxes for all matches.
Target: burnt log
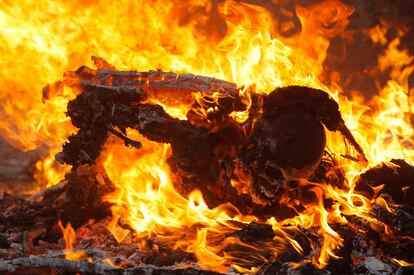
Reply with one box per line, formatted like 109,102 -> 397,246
43,56 -> 239,108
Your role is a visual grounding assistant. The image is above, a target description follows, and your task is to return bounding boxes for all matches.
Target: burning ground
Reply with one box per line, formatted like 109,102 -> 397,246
0,0 -> 414,274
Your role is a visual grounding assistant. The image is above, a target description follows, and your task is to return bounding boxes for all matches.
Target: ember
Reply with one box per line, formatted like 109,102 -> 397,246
0,0 -> 413,274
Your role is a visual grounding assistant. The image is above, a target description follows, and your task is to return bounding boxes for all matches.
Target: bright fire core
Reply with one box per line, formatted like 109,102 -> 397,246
0,0 -> 413,273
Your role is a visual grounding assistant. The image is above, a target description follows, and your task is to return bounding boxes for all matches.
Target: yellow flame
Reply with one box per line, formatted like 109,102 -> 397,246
391,258 -> 414,267
57,221 -> 89,261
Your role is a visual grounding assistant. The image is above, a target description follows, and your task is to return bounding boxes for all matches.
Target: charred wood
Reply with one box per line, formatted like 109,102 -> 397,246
43,56 -> 239,107
355,159 -> 414,207
0,256 -> 221,275
371,204 -> 414,239
0,165 -> 115,233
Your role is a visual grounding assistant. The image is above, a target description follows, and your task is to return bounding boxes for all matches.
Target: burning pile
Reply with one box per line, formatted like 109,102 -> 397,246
0,0 -> 413,274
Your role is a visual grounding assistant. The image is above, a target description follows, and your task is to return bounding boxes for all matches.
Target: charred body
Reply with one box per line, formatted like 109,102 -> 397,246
56,64 -> 365,210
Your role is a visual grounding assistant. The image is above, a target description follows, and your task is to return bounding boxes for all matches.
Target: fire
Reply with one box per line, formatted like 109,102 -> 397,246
391,258 -> 414,267
0,0 -> 413,272
57,220 -> 89,261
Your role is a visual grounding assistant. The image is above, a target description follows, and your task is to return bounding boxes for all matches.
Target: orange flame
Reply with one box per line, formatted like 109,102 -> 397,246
0,0 -> 413,272
57,220 -> 89,261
